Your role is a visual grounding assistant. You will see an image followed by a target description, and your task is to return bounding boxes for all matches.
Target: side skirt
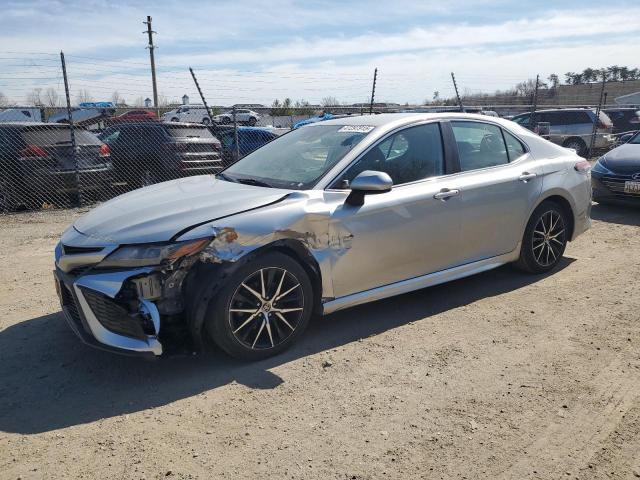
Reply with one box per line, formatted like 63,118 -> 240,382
322,247 -> 520,315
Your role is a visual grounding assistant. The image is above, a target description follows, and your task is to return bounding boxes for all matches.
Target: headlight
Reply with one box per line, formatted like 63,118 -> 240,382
99,238 -> 211,268
591,158 -> 613,175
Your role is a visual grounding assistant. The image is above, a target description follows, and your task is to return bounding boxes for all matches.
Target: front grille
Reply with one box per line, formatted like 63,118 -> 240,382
80,287 -> 147,340
601,176 -> 640,197
60,284 -> 82,325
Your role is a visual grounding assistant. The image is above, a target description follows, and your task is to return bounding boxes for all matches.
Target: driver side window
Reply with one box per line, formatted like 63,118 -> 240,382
451,121 -> 509,172
335,123 -> 444,187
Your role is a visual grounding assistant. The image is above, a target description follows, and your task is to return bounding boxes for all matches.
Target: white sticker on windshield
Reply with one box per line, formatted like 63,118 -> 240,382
338,125 -> 375,133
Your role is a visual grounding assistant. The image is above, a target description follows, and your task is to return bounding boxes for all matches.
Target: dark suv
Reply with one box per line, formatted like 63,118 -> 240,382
603,108 -> 640,134
0,123 -> 112,210
511,108 -> 614,156
99,122 -> 223,188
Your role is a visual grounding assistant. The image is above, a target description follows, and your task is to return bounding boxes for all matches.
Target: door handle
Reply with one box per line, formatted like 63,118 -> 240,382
434,188 -> 460,201
518,172 -> 537,182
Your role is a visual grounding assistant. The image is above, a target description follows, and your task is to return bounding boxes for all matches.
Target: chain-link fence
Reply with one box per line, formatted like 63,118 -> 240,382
0,51 -> 638,212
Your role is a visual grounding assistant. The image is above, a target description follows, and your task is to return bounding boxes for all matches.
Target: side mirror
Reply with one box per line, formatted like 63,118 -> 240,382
346,170 -> 393,206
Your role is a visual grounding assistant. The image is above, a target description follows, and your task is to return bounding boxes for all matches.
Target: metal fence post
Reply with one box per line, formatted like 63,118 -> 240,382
232,106 -> 240,161
451,72 -> 464,113
60,51 -> 81,207
589,73 -> 607,156
369,67 -> 377,115
529,74 -> 539,130
189,67 -> 215,125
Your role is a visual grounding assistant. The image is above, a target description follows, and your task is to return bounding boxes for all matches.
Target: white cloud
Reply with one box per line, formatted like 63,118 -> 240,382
0,3 -> 638,105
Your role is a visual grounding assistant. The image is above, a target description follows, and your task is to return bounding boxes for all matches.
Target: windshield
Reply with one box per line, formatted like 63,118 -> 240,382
222,125 -> 370,189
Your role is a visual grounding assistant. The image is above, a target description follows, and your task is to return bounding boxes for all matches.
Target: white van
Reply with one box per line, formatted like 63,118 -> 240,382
162,105 -> 211,124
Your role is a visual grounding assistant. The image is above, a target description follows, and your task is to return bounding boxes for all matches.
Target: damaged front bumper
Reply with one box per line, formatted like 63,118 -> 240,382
54,242 -> 163,357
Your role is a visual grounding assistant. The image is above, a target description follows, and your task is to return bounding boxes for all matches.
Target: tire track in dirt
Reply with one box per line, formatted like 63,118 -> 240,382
501,348 -> 640,479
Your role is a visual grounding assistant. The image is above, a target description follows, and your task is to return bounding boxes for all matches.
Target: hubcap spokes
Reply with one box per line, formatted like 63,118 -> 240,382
532,210 -> 565,267
229,267 -> 303,350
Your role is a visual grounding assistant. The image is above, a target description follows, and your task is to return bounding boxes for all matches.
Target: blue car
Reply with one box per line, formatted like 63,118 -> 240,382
213,126 -> 280,164
293,112 -> 334,129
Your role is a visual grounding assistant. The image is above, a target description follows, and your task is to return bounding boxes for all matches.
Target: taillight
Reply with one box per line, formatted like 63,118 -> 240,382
574,160 -> 591,173
19,144 -> 47,158
99,144 -> 110,157
597,120 -> 608,129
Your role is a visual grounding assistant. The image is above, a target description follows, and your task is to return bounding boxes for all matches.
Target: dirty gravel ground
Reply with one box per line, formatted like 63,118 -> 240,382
0,204 -> 639,480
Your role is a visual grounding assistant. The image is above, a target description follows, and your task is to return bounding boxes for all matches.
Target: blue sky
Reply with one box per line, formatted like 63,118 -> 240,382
1,0 -> 639,105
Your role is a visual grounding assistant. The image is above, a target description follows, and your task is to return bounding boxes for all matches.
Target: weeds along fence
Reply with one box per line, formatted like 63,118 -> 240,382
0,51 -> 634,213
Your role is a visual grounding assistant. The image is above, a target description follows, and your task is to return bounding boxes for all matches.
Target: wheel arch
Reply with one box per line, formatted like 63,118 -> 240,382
182,239 -> 324,349
530,192 -> 576,241
251,239 -> 324,315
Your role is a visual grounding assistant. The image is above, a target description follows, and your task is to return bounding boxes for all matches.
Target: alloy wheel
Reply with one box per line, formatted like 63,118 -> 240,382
532,210 -> 566,267
228,267 -> 304,350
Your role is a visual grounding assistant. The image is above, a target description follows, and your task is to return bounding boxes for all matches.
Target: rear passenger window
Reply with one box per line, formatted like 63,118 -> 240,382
451,122 -> 509,171
503,131 -> 526,160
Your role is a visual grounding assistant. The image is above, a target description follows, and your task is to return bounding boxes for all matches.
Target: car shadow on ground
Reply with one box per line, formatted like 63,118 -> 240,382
0,259 -> 574,435
591,202 -> 640,226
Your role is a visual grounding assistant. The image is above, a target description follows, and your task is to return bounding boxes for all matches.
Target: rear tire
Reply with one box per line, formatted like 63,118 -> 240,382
248,117 -> 257,126
203,252 -> 314,361
515,200 -> 569,274
202,118 -> 210,125
563,138 -> 587,157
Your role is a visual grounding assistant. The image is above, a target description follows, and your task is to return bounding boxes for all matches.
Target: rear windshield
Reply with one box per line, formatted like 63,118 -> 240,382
165,126 -> 214,139
21,128 -> 101,145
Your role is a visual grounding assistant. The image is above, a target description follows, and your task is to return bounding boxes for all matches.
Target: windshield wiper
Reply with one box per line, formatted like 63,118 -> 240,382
235,177 -> 273,188
216,172 -> 237,183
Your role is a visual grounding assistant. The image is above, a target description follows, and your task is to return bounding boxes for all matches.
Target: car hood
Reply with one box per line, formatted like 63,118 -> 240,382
73,175 -> 290,245
602,144 -> 640,174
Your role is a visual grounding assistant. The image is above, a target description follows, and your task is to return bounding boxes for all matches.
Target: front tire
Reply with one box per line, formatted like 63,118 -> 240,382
247,117 -> 257,126
515,200 -> 568,273
204,252 -> 314,360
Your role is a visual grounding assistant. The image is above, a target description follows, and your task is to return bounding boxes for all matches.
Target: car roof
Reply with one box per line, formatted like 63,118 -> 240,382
533,108 -> 595,113
109,121 -> 205,128
314,112 -> 515,128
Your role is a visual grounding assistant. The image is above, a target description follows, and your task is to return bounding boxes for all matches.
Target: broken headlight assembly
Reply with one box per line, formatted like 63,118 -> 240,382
98,238 -> 212,268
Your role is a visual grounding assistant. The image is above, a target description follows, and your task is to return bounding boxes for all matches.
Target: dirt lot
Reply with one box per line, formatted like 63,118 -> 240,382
0,204 -> 639,480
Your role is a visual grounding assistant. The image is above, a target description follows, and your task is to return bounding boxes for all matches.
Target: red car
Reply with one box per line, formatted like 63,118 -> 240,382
109,110 -> 158,124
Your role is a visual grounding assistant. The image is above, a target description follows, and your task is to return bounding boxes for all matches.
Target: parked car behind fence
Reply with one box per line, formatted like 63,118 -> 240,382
98,122 -> 223,190
213,109 -> 261,126
603,107 -> 640,134
108,109 -> 158,124
162,105 -> 212,125
0,123 -> 112,211
511,108 -> 614,157
211,125 -> 279,165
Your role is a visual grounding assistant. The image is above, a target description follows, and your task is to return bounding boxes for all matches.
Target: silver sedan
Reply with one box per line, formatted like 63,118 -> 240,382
53,113 -> 592,360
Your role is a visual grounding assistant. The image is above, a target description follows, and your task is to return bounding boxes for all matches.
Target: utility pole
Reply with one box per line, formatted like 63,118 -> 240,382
189,67 -> 215,125
451,72 -> 464,112
369,67 -> 377,115
529,74 -> 539,130
588,72 -> 607,156
60,51 -> 81,207
143,16 -> 159,108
